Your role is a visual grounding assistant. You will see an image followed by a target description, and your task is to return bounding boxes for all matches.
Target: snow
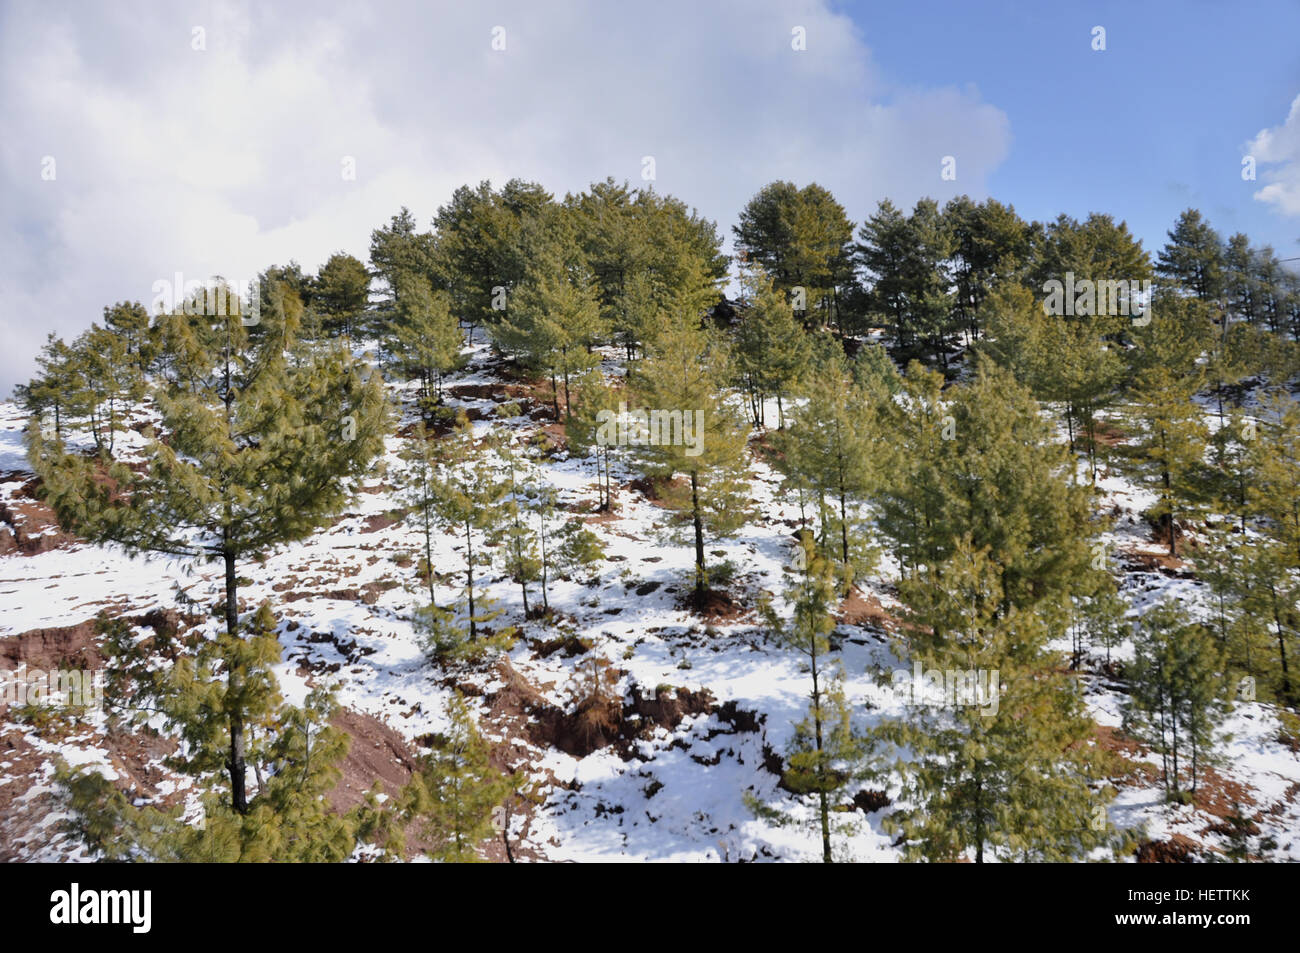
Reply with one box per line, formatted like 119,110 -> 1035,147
1,339 -> 1298,863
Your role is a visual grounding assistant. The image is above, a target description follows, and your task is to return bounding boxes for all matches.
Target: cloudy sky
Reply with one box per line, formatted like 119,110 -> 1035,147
2,0 -> 1298,394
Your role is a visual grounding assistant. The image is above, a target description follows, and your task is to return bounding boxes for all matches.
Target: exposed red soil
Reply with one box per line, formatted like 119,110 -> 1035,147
837,587 -> 900,631
1135,834 -> 1198,863
0,473 -> 80,554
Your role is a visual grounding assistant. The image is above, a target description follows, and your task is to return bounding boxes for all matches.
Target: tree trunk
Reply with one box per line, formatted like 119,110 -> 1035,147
465,519 -> 477,640
224,548 -> 248,815
690,470 -> 706,597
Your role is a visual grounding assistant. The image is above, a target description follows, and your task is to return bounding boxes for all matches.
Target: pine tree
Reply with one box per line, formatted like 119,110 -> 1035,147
628,318 -> 752,601
981,283 -> 1124,482
19,333 -> 81,439
878,539 -> 1118,861
1123,601 -> 1226,799
432,180 -> 553,340
390,274 -> 465,404
750,533 -> 869,861
1156,209 -> 1225,304
103,301 -> 154,374
26,290 -> 387,813
59,605 -> 365,860
401,690 -> 518,862
775,350 -> 878,580
855,199 -> 913,347
566,367 -> 623,511
943,196 -> 1032,343
492,214 -> 605,420
733,262 -> 812,429
423,418 -> 513,651
876,357 -> 1097,626
489,440 -> 544,618
398,420 -> 445,611
1124,364 -> 1209,557
524,479 -> 604,615
313,252 -> 371,339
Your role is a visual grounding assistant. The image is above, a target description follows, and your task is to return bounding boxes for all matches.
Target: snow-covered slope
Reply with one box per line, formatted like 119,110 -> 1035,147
2,341 -> 1297,862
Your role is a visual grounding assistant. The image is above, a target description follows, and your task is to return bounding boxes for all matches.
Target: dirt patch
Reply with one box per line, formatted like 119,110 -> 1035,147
1091,418 -> 1127,447
0,476 -> 80,554
838,588 -> 899,631
1135,835 -> 1198,863
360,580 -> 400,604
1116,547 -> 1192,578
0,710 -> 180,862
526,678 -> 717,760
360,511 -> 404,534
328,707 -> 422,813
628,474 -> 687,505
0,619 -> 103,677
534,633 -> 593,659
850,789 -> 891,813
680,587 -> 747,622
714,699 -> 763,734
1190,766 -> 1256,819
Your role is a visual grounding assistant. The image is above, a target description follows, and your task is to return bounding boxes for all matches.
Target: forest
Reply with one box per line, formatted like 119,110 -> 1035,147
5,175 -> 1300,863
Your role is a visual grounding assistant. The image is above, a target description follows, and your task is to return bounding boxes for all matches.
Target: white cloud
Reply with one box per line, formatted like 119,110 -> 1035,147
1246,93 -> 1300,217
0,0 -> 1012,394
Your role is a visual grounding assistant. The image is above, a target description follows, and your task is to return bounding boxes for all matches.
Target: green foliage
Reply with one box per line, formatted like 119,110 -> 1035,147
733,262 -> 812,428
1122,601 -> 1227,797
401,691 -> 519,862
59,607 -> 367,861
751,535 -> 870,861
312,252 -> 371,338
775,350 -> 879,581
629,318 -> 753,597
1156,208 -> 1225,303
734,180 -> 855,331
27,290 -> 388,812
875,357 -> 1097,630
878,539 -> 1119,862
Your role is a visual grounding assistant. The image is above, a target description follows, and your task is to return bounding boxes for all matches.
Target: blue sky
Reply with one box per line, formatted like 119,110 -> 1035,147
842,0 -> 1300,256
2,0 -> 1298,393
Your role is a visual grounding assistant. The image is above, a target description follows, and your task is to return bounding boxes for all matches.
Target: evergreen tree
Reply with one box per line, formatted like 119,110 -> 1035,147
943,196 -> 1032,343
567,367 -> 623,511
628,319 -> 752,601
26,291 -> 387,812
734,181 -> 854,329
775,351 -> 878,579
390,274 -> 465,404
878,539 -> 1117,861
401,691 -> 518,862
59,605 -> 363,861
423,418 -> 513,651
733,262 -> 812,429
19,333 -> 81,439
432,179 -> 553,339
1156,208 -> 1225,304
1123,363 -> 1209,557
1123,601 -> 1226,799
876,357 -> 1097,626
492,220 -> 605,420
981,283 -> 1124,482
313,252 -> 371,338
855,199 -> 914,347
750,535 -> 866,862
103,301 -> 154,373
